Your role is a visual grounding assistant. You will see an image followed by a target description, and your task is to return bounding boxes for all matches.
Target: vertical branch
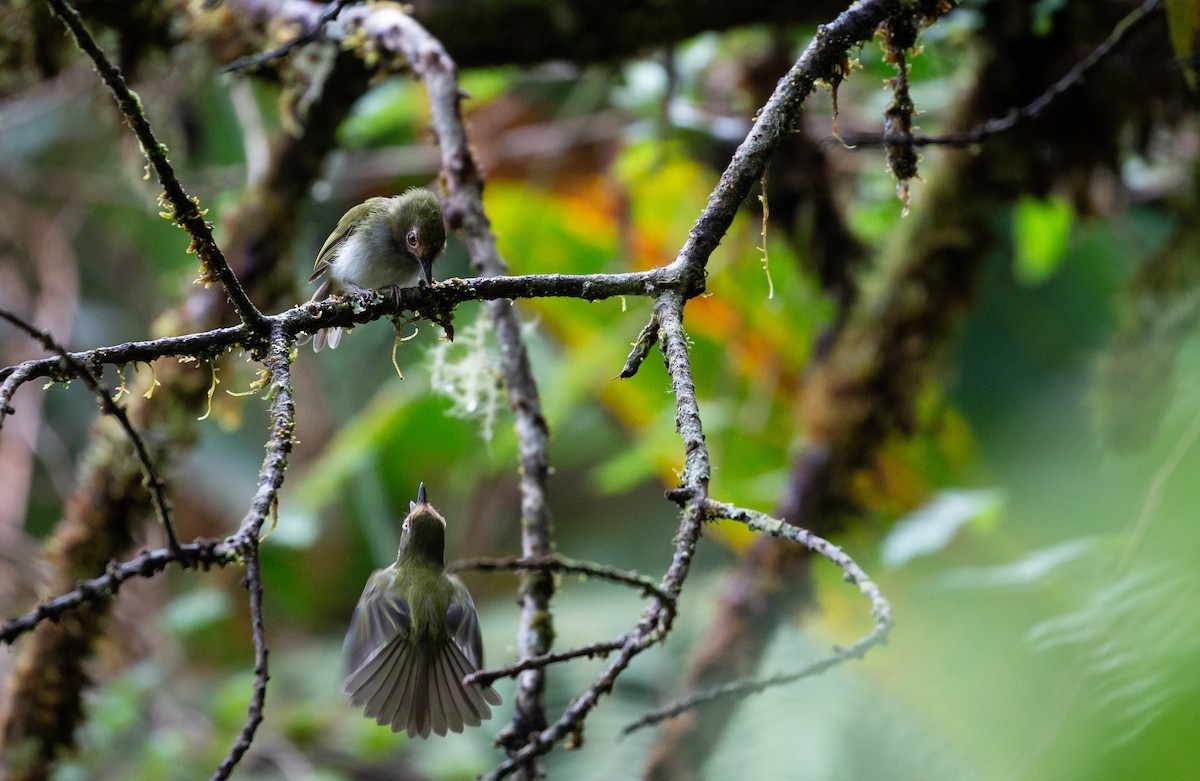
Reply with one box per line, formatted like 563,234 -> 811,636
372,13 -> 556,770
210,326 -> 291,780
482,290 -> 711,779
209,546 -> 269,781
655,292 -> 710,500
232,327 -> 296,546
490,303 -> 556,768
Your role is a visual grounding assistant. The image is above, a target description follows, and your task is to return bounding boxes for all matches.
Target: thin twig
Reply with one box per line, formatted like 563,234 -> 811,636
835,0 -> 1163,149
43,0 -> 268,334
0,539 -> 232,645
0,308 -> 183,553
209,547 -> 269,781
622,631 -> 886,734
705,500 -> 891,625
452,554 -> 676,607
622,498 -> 894,734
617,314 -> 661,379
466,639 -> 627,688
222,0 -> 358,72
481,291 -> 710,779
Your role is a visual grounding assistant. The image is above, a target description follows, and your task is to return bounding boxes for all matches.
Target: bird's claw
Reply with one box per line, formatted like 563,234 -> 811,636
384,284 -> 403,308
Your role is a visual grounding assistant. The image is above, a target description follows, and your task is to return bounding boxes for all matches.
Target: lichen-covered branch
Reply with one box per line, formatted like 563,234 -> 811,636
0,270 -> 675,395
203,326 -> 293,779
366,11 -> 556,774
624,499 -> 892,734
663,0 -> 908,291
43,0 -> 268,334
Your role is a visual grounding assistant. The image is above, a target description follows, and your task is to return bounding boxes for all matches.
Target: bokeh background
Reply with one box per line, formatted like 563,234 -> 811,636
3,1 -> 1200,779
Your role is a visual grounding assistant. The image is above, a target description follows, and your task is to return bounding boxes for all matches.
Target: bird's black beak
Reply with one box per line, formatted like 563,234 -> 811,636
420,259 -> 435,287
416,482 -> 427,504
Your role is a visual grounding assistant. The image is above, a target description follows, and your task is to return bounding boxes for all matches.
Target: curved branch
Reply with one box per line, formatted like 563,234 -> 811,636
0,309 -> 182,553
623,499 -> 893,734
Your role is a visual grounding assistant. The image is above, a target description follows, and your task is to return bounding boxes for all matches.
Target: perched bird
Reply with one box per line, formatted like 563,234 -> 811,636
342,483 -> 501,738
305,188 -> 446,350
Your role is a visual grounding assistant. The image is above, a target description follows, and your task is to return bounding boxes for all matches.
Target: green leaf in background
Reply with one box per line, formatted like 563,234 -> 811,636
338,78 -> 422,150
161,587 -> 233,636
1012,194 -> 1074,285
880,488 -> 1003,568
936,537 -> 1096,589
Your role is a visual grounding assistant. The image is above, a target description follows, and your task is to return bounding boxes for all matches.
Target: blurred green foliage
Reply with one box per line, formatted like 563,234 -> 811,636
1,6 -> 1197,781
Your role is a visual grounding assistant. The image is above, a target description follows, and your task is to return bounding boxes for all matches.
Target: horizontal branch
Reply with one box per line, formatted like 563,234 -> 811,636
466,639 -> 627,688
452,554 -> 676,607
704,499 -> 891,626
223,0 -> 841,70
0,539 -> 234,645
0,270 -> 675,388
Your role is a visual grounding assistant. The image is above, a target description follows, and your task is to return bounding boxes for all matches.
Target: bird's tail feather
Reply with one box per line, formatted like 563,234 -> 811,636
342,637 -> 501,738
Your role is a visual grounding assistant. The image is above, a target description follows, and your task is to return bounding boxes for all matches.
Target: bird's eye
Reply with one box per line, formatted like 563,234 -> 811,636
406,229 -> 418,247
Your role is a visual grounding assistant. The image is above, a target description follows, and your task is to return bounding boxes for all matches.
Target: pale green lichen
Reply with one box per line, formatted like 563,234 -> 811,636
427,308 -> 507,442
